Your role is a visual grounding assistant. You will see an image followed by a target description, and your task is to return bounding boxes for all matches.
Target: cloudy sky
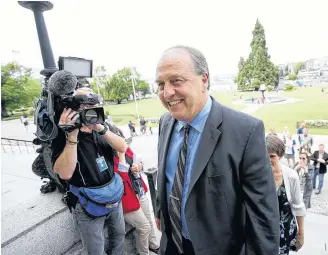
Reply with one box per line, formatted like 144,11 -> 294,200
1,0 -> 328,79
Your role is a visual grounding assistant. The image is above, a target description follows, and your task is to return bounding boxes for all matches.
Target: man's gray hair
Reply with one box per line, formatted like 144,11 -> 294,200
165,45 -> 211,89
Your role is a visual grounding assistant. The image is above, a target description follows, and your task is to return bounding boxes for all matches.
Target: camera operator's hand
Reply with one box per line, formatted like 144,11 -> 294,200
89,124 -> 104,132
59,108 -> 79,137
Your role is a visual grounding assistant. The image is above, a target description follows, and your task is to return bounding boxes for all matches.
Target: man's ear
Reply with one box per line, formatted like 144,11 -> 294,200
201,73 -> 209,92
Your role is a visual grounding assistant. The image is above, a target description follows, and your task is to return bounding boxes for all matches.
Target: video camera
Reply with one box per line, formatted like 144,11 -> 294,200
58,93 -> 105,133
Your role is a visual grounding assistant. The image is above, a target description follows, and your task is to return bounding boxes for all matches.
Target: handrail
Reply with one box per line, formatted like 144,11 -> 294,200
1,137 -> 33,143
1,137 -> 38,154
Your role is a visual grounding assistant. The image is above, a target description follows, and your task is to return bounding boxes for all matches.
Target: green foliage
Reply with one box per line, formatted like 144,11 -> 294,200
235,19 -> 278,90
267,85 -> 273,92
251,79 -> 261,90
136,80 -> 150,96
234,57 -> 250,90
287,74 -> 298,80
1,62 -> 40,115
294,62 -> 305,75
284,84 -> 296,91
91,65 -> 111,100
108,67 -> 135,103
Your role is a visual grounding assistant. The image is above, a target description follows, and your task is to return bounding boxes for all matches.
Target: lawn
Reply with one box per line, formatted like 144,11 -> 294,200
104,92 -> 244,126
104,86 -> 328,135
253,86 -> 328,135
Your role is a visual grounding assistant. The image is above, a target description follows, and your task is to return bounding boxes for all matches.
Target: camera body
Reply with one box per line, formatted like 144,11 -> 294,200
58,93 -> 105,132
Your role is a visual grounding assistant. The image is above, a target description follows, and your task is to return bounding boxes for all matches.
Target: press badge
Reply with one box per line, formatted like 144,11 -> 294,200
96,156 -> 108,172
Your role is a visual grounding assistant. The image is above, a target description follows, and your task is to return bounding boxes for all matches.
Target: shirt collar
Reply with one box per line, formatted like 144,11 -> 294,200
176,96 -> 212,133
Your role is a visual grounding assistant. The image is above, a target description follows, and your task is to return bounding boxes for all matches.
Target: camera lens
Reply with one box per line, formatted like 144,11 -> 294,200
84,109 -> 98,124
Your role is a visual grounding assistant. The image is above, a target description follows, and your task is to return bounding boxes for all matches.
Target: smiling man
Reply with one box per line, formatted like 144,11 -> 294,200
155,45 -> 280,255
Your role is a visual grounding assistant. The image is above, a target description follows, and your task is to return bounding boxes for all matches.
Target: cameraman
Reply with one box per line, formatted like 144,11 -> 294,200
51,88 -> 128,255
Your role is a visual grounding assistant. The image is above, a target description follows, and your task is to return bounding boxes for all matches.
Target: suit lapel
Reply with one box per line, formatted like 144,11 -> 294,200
187,100 -> 222,199
157,115 -> 175,221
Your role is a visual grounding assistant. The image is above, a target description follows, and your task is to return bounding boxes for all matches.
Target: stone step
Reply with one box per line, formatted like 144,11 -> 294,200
1,190 -> 138,255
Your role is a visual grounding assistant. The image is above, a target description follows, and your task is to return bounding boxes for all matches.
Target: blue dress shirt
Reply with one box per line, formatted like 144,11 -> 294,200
165,97 -> 212,239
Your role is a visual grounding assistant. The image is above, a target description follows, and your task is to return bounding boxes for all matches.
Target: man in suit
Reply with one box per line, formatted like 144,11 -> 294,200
155,45 -> 280,255
310,144 -> 328,194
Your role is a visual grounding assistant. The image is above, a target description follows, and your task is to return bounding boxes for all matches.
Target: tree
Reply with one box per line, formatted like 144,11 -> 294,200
24,79 -> 41,106
234,57 -> 251,91
1,62 -> 36,116
91,65 -> 110,100
136,80 -> 150,96
235,19 -> 278,90
108,67 -> 134,104
294,61 -> 305,75
288,74 -> 297,80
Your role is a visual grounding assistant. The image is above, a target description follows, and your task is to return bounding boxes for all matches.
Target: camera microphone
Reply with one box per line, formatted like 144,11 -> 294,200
48,70 -> 78,96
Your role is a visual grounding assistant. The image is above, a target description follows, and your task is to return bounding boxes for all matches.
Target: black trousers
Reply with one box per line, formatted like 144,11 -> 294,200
165,237 -> 196,255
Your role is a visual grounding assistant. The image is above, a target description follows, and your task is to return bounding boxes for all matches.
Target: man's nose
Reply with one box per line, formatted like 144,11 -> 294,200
163,83 -> 175,98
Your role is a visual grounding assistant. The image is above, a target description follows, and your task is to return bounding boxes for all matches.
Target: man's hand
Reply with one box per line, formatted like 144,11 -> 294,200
130,163 -> 141,173
59,108 -> 79,137
271,160 -> 283,189
318,158 -> 325,164
89,124 -> 105,133
155,218 -> 161,231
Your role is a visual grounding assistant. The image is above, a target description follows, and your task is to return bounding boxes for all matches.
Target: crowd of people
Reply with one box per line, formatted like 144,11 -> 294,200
128,118 -> 155,137
268,123 -> 327,198
47,45 -> 328,255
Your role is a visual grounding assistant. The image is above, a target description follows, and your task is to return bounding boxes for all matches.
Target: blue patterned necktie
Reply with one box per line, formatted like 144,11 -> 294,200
168,124 -> 190,254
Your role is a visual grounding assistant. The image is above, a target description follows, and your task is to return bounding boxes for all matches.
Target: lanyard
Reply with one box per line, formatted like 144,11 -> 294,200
92,130 -> 101,157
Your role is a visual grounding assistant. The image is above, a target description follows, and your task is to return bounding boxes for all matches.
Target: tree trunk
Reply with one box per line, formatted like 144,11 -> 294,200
1,99 -> 9,118
117,100 -> 121,104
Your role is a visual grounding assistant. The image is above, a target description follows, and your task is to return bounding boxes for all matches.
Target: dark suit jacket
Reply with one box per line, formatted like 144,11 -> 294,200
310,151 -> 328,174
156,99 -> 280,255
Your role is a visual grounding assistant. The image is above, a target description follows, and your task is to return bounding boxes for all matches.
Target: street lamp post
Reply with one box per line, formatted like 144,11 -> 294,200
131,68 -> 140,125
18,1 -> 58,81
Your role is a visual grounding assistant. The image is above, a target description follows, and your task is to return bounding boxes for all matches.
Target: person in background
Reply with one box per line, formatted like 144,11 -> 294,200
266,135 -> 306,255
300,144 -> 312,157
128,120 -> 137,137
310,144 -> 328,194
268,127 -> 277,137
148,120 -> 154,135
284,133 -> 296,167
108,124 -> 160,255
22,114 -> 29,132
116,151 -> 160,255
301,128 -> 313,149
294,152 -> 314,209
297,122 -> 305,144
140,117 -> 147,135
282,126 -> 289,144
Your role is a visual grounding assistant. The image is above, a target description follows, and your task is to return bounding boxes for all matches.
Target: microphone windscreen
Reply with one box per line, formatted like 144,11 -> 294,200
48,70 -> 78,96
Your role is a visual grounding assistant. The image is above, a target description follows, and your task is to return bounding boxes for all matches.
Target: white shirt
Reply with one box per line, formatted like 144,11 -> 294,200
281,164 -> 306,217
316,153 -> 324,168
